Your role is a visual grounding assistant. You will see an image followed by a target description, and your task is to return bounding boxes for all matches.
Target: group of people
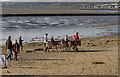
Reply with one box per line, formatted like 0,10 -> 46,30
5,36 -> 24,61
44,32 -> 80,51
5,32 -> 80,60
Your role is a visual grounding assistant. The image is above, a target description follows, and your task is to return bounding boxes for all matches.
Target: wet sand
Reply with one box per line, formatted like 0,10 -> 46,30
1,35 -> 118,75
2,9 -> 105,15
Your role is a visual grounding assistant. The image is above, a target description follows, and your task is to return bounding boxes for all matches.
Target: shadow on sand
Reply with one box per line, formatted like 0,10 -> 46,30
66,50 -> 108,52
19,50 -> 109,61
19,58 -> 64,61
32,59 -> 64,61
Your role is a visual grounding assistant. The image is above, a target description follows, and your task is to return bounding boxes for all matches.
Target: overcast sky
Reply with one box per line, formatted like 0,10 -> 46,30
0,0 -> 119,2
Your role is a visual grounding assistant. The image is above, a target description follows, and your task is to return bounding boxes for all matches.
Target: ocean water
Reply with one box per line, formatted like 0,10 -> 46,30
0,16 -> 118,45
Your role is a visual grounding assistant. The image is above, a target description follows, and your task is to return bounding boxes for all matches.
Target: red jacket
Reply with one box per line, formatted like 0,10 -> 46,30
13,43 -> 19,52
74,34 -> 79,41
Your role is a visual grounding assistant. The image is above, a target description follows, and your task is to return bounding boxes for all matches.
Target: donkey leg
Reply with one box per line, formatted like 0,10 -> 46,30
56,46 -> 58,52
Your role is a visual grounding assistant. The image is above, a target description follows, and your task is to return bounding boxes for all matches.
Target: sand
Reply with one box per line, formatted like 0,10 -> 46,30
1,35 -> 118,75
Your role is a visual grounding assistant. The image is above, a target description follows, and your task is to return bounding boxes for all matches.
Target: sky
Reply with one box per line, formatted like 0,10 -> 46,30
0,0 -> 119,2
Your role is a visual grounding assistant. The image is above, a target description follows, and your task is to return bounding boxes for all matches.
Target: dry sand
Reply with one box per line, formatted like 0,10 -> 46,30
1,35 -> 118,75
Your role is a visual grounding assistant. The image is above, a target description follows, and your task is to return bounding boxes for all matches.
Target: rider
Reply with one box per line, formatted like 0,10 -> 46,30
50,36 -> 55,46
73,32 -> 80,51
72,35 -> 77,45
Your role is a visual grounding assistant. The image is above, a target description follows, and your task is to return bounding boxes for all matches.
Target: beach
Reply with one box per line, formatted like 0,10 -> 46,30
1,2 -> 119,76
1,34 -> 118,75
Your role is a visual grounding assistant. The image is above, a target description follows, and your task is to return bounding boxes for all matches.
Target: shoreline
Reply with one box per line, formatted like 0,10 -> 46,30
0,33 -> 118,47
2,13 -> 119,17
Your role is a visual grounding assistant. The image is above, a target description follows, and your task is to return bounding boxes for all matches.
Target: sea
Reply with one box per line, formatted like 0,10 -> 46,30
0,16 -> 118,45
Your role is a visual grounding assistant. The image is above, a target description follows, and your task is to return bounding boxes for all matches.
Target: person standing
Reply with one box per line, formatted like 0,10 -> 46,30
64,35 -> 69,47
44,33 -> 49,51
6,36 -> 13,60
19,36 -> 24,51
13,40 -> 19,61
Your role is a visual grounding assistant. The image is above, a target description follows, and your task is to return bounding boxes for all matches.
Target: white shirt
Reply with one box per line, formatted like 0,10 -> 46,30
44,36 -> 48,43
64,36 -> 68,42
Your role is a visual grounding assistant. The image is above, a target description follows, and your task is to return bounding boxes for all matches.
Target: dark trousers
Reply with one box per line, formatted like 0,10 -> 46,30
44,43 -> 49,51
6,49 -> 12,60
20,44 -> 23,51
14,52 -> 18,60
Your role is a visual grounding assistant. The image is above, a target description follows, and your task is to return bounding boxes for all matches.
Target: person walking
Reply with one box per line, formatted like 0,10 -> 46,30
19,36 -> 24,51
64,35 -> 69,47
74,32 -> 81,46
6,36 -> 13,60
74,32 -> 80,42
13,40 -> 19,61
44,33 -> 49,51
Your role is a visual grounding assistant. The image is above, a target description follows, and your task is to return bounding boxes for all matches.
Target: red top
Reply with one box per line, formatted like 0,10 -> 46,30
13,44 -> 17,52
13,43 -> 19,52
74,34 -> 79,41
